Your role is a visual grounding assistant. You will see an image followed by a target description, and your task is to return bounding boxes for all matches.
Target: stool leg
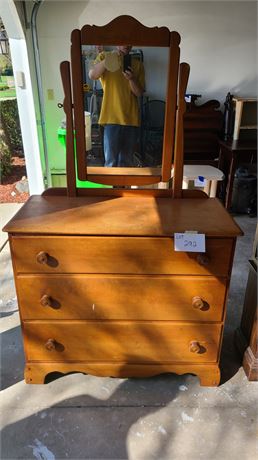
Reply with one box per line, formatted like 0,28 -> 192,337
204,180 -> 211,196
210,180 -> 218,198
225,156 -> 236,209
183,179 -> 189,189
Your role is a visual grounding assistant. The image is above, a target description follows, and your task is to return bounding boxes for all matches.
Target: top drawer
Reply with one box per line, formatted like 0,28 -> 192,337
11,236 -> 234,276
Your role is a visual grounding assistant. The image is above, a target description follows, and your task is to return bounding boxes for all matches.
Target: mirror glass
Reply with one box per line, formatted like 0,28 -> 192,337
81,45 -> 169,168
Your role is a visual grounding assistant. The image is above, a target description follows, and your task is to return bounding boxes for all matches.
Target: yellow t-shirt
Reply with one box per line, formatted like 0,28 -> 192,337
95,51 -> 145,127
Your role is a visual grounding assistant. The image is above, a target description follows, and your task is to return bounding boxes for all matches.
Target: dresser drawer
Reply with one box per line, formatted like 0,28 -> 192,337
17,275 -> 227,321
23,321 -> 222,363
11,236 -> 233,276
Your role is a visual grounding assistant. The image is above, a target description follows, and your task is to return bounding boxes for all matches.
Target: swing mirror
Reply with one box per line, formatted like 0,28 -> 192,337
82,45 -> 169,170
66,15 -> 181,186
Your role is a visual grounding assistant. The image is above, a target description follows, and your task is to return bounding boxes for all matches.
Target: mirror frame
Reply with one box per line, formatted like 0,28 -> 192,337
61,15 -> 181,190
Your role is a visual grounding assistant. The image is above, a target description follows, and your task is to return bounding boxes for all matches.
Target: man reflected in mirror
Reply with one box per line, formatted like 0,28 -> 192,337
89,45 -> 145,167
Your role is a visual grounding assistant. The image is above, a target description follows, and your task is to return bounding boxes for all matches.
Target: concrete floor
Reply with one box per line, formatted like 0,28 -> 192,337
0,208 -> 257,460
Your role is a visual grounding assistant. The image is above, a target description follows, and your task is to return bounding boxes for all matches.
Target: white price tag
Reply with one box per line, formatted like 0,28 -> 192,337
174,233 -> 206,252
194,176 -> 207,187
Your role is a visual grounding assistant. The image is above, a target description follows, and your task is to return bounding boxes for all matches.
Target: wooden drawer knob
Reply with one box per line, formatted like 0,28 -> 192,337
192,296 -> 204,309
189,341 -> 201,353
45,339 -> 56,351
196,254 -> 210,266
40,295 -> 52,307
36,251 -> 48,264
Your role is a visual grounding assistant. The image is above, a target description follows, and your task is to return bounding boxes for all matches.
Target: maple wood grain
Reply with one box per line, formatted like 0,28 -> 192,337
17,275 -> 227,321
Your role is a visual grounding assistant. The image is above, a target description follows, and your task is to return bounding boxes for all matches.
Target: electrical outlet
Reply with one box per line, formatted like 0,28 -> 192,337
47,89 -> 54,100
16,71 -> 26,88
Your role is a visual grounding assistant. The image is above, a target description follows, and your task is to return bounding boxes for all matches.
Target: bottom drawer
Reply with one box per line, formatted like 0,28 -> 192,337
23,322 -> 222,363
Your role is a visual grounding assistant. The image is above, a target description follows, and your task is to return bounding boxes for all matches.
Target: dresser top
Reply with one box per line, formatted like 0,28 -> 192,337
3,195 -> 242,237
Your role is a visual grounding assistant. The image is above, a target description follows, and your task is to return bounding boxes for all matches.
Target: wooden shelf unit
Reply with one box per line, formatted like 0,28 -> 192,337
232,97 -> 257,141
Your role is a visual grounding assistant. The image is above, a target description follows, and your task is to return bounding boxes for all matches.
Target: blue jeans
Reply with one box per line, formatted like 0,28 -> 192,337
103,125 -> 139,167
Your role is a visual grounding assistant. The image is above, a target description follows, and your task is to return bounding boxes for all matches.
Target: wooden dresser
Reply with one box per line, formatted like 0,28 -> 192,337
4,194 -> 241,386
3,16 -> 243,386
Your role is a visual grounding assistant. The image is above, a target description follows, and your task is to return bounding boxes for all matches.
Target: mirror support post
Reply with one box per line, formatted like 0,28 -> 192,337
173,62 -> 190,198
161,31 -> 180,182
60,61 -> 77,197
71,29 -> 87,181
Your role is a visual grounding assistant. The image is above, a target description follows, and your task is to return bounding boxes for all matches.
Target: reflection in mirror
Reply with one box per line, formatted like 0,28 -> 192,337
81,45 -> 169,168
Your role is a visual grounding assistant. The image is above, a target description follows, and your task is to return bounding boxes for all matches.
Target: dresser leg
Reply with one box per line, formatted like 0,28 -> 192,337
197,365 -> 221,386
25,365 -> 46,384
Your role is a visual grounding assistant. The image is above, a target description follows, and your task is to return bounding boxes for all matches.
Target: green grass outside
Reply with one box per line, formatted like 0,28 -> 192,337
0,88 -> 16,99
0,76 -> 9,83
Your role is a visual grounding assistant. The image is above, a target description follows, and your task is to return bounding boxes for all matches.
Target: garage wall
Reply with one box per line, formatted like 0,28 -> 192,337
30,0 -> 257,172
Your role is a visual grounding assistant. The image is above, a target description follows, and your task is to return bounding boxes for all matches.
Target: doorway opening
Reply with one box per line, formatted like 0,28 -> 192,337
0,18 -> 29,203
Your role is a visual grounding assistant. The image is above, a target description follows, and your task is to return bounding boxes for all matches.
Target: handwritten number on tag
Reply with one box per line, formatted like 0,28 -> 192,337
184,240 -> 197,248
